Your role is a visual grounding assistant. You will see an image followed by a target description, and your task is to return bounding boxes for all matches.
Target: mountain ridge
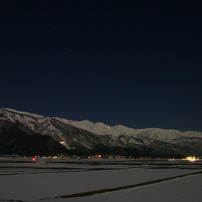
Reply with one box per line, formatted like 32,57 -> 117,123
0,107 -> 202,157
2,107 -> 201,133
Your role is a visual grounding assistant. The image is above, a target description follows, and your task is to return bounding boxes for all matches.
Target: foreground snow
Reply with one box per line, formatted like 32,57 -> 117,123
65,174 -> 202,202
0,158 -> 202,201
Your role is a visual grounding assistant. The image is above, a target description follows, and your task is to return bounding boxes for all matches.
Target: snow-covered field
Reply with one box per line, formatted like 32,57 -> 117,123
0,158 -> 202,202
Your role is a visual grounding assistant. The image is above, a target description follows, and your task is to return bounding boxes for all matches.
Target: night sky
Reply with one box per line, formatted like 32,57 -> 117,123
0,0 -> 201,132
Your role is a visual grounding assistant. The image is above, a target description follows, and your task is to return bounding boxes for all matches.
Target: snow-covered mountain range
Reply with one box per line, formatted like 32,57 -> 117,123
0,107 -> 202,157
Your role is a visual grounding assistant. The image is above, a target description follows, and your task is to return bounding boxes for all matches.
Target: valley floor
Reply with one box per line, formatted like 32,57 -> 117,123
0,158 -> 202,202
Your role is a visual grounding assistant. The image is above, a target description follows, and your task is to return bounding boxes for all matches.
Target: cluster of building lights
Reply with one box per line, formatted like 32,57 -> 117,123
183,156 -> 199,162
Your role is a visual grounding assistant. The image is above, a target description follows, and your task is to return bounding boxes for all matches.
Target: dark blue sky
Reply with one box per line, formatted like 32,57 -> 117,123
0,0 -> 202,131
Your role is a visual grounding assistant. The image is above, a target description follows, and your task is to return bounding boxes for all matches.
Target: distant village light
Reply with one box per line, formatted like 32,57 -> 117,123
184,156 -> 199,162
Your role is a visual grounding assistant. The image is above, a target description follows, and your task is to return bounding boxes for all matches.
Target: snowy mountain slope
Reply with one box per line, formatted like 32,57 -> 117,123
55,116 -> 202,146
0,120 -> 69,155
0,108 -> 202,157
66,119 -> 202,156
0,108 -> 106,151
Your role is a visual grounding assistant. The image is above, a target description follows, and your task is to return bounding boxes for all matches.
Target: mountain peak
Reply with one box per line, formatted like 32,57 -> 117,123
80,119 -> 94,125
